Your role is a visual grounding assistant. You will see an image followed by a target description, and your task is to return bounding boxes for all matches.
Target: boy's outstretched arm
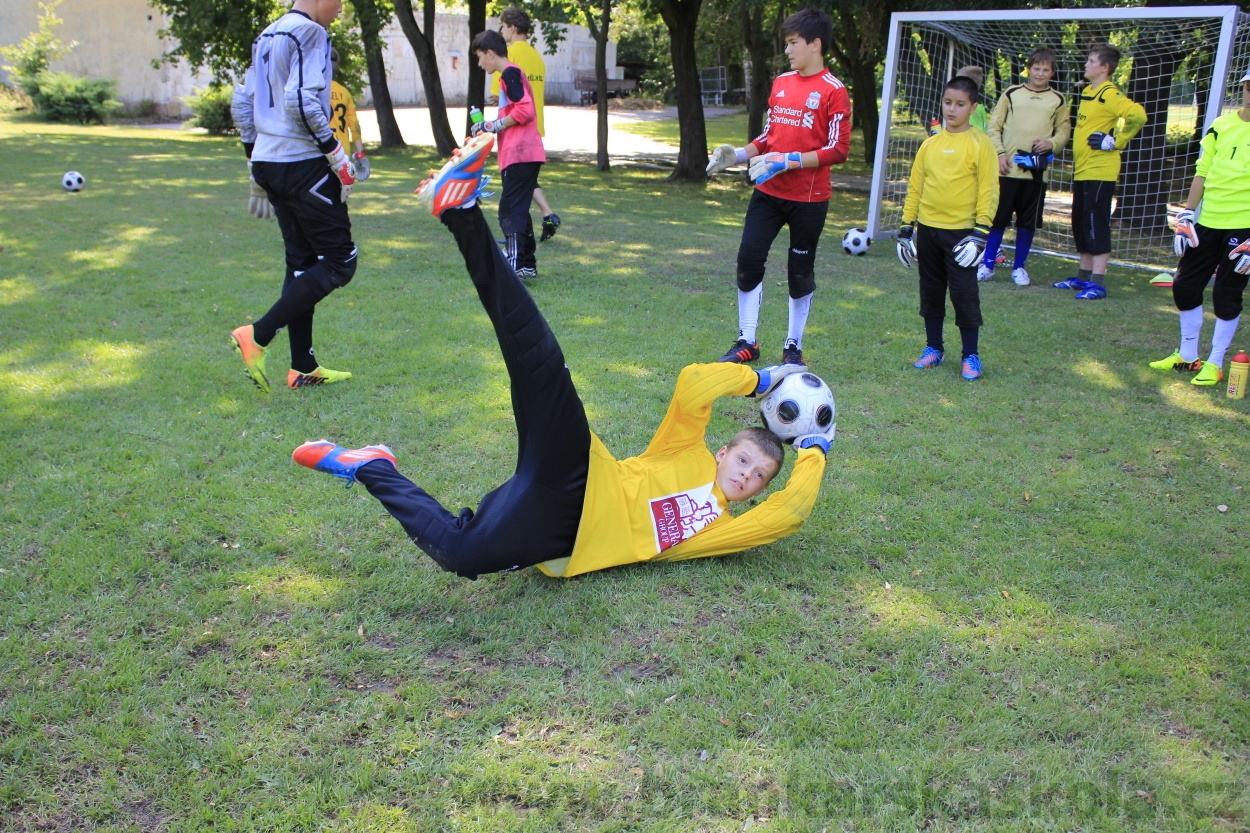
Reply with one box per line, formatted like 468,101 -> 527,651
641,363 -> 759,459
655,445 -> 827,562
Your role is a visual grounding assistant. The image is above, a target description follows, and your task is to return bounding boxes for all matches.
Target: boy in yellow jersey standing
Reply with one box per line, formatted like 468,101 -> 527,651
329,49 -> 370,182
896,75 -> 999,381
292,146 -> 831,580
490,8 -> 561,241
1149,67 -> 1250,387
1052,43 -> 1146,300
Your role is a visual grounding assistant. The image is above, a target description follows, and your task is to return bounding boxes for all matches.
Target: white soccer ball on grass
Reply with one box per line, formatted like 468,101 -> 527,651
62,171 -> 85,192
759,371 -> 836,443
842,227 -> 870,256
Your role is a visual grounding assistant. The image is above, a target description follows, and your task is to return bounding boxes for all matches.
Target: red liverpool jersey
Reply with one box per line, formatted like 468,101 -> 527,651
751,69 -> 851,202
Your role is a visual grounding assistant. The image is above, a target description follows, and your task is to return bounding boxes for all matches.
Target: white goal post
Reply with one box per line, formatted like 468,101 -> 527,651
868,6 -> 1250,272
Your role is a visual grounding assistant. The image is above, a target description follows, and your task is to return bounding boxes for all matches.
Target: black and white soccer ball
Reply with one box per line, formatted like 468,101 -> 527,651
758,371 -> 836,443
842,227 -> 870,256
62,171 -> 85,192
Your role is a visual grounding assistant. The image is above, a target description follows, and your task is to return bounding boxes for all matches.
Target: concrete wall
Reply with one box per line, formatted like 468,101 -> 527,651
0,2 -> 622,113
0,0 -> 212,115
368,14 -> 619,107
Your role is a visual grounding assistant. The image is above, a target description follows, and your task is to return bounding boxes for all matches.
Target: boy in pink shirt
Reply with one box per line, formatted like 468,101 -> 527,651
471,29 -> 547,278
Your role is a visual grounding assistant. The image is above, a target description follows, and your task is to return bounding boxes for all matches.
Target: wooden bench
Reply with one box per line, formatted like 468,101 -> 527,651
574,70 -> 638,105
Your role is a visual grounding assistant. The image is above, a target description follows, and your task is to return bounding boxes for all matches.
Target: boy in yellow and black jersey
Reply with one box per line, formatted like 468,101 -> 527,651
293,161 -> 832,581
896,76 -> 999,382
1052,43 -> 1146,300
329,49 -> 369,181
1150,67 -> 1250,387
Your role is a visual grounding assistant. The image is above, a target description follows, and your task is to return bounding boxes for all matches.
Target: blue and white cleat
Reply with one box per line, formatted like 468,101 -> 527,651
415,133 -> 495,217
1052,277 -> 1092,290
1074,283 -> 1107,300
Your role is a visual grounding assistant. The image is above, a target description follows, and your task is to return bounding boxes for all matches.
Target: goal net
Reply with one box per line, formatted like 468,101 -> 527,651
868,6 -> 1250,272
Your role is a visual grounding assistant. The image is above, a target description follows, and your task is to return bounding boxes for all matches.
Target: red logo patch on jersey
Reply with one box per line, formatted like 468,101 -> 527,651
649,484 -> 722,553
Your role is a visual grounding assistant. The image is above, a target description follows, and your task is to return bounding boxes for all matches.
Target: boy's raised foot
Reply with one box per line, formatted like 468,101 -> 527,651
717,339 -> 760,364
1148,351 -> 1203,372
1191,362 -> 1224,386
961,353 -> 983,381
288,366 -> 352,389
781,340 -> 806,366
912,346 -> 944,369
293,440 -> 396,487
540,213 -> 561,242
230,324 -> 271,393
414,133 -> 495,217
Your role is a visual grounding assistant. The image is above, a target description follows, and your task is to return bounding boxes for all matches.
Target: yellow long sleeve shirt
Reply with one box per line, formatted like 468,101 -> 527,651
330,81 -> 361,150
987,83 -> 1070,180
538,363 -> 826,578
1194,110 -> 1250,231
490,40 -> 546,136
901,128 -> 999,230
1073,80 -> 1146,182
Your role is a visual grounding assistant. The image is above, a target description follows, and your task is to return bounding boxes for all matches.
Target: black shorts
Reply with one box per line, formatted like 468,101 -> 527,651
916,224 -> 982,330
1173,225 -> 1250,320
992,176 -> 1046,232
1071,180 -> 1114,256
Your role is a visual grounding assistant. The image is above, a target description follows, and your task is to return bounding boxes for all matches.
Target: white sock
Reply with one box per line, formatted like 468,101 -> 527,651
787,292 -> 814,347
737,285 -> 763,343
1179,306 -> 1204,363
1208,315 -> 1240,368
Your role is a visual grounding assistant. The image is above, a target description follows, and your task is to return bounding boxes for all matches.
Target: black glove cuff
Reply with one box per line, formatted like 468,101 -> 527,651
316,136 -> 339,155
242,141 -> 255,159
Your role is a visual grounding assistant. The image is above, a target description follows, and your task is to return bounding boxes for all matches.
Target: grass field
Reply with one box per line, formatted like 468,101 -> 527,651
2,114 -> 1249,832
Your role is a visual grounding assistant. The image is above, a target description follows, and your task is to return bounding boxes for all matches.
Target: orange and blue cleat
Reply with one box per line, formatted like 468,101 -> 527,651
415,133 -> 495,217
293,440 -> 396,487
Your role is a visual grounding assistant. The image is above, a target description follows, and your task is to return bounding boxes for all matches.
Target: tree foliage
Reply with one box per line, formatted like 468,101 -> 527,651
0,0 -> 76,95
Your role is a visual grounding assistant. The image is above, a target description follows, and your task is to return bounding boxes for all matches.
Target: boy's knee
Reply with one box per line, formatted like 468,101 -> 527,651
325,247 -> 358,287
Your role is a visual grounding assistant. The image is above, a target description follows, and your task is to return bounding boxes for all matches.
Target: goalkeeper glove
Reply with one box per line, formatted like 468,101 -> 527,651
1230,239 -> 1250,275
896,225 -> 917,268
246,163 -> 274,220
794,425 -> 835,455
1087,131 -> 1117,151
470,118 -> 506,137
953,226 -> 990,269
748,151 -> 803,185
754,363 -> 806,398
1174,208 -> 1199,257
353,152 -> 371,182
706,144 -> 746,175
325,142 -> 357,202
1012,150 -> 1053,172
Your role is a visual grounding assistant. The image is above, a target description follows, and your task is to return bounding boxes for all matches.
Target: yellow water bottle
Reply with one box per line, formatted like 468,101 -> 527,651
1227,351 -> 1249,399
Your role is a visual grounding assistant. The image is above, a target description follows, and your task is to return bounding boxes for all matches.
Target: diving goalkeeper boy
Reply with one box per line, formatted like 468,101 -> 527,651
291,142 -> 832,580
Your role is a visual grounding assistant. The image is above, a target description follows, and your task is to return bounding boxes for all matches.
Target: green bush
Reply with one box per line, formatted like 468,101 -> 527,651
185,84 -> 235,134
29,71 -> 120,123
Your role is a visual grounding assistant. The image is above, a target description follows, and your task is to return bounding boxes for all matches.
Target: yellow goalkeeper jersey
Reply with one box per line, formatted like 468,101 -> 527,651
1073,80 -> 1146,182
1194,110 -> 1250,230
330,81 -> 361,150
902,128 -> 999,230
491,40 -> 546,136
987,83 -> 1070,181
537,363 -> 826,579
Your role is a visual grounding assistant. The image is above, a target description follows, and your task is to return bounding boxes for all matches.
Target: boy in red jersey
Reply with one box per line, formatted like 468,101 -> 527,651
706,7 -> 851,366
470,29 -> 547,278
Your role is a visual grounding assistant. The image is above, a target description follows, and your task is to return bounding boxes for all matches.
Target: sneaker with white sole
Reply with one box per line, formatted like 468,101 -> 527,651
977,264 -> 994,282
1011,267 -> 1030,286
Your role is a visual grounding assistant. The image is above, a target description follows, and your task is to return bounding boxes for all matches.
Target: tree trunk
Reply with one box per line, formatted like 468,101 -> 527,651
354,0 -> 405,148
742,3 -> 772,143
658,0 -> 707,183
583,0 -> 611,171
466,0 -> 488,136
393,0 -> 457,156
